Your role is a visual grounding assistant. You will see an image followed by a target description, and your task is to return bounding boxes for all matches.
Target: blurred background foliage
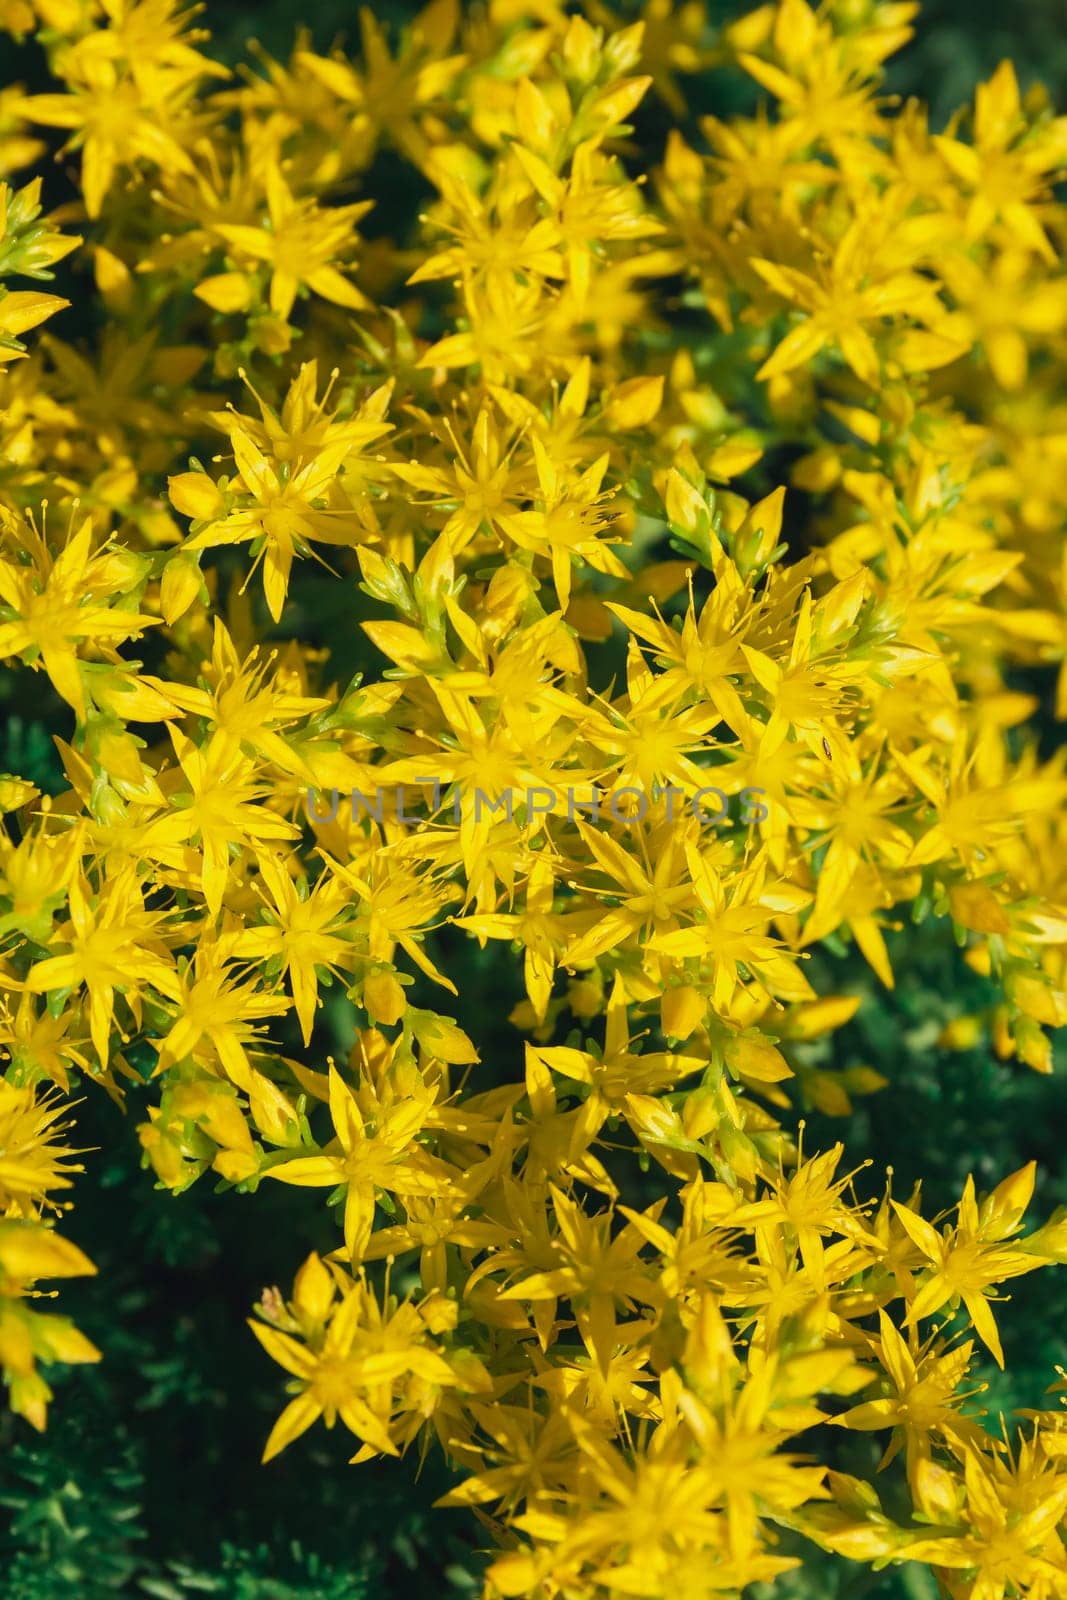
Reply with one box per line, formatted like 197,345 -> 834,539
196,0 -> 1067,114
2,1 -> 1066,1596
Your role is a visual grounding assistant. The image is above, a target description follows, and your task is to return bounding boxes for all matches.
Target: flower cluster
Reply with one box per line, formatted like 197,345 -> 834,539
0,0 -> 1065,1595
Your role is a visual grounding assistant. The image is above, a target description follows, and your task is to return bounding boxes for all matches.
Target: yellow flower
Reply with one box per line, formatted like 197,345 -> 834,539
214,166 -> 372,323
228,852 -> 355,1045
19,54 -> 201,218
262,1063 -> 458,1262
250,1265 -> 471,1463
892,1165 -> 1050,1368
934,60 -> 1067,262
148,727 -> 300,916
752,220 -> 948,388
2,1 -> 1067,1586
0,514 -> 158,719
173,374 -> 392,620
23,867 -> 175,1066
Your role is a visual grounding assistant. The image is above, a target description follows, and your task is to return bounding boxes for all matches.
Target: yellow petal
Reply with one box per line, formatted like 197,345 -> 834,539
262,1393 -> 321,1461
168,472 -> 224,523
195,272 -> 254,314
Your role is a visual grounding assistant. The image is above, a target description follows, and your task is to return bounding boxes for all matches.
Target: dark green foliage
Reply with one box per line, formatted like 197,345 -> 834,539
0,1416 -> 146,1599
0,1074 -> 490,1596
802,921 -> 1067,1410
